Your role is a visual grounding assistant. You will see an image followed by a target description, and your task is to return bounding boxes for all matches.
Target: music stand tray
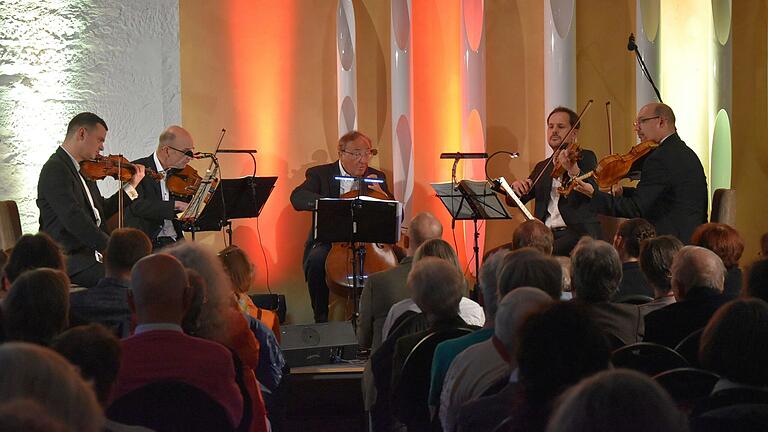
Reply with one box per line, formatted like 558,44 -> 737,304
185,176 -> 277,232
431,179 -> 511,221
313,196 -> 401,244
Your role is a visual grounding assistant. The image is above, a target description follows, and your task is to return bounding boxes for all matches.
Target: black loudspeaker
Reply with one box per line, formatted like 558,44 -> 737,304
249,294 -> 287,323
280,322 -> 358,367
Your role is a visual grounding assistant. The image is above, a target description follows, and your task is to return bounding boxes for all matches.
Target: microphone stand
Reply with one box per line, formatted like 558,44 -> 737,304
628,33 -> 663,103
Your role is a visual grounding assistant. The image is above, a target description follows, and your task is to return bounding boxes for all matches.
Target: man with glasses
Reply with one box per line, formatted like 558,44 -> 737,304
125,126 -> 193,250
572,103 -> 708,243
291,130 -> 390,322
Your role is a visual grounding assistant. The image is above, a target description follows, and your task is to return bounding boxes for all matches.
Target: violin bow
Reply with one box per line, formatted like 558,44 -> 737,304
530,99 -> 594,189
606,102 -> 615,197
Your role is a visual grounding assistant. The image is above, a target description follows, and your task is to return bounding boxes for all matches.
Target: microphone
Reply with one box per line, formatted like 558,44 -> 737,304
439,152 -> 489,159
193,152 -> 215,159
627,33 -> 637,51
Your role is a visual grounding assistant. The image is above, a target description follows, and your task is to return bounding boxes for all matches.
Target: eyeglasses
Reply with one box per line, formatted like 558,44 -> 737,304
167,146 -> 194,158
632,116 -> 660,128
340,148 -> 378,160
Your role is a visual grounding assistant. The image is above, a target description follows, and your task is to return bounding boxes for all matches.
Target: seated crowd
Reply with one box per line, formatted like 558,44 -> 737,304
1,214 -> 767,432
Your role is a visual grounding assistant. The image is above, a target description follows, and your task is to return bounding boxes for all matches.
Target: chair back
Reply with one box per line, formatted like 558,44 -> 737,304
394,327 -> 474,430
0,200 -> 22,251
614,294 -> 654,305
711,188 -> 736,225
675,327 -> 704,367
611,342 -> 689,376
605,332 -> 627,351
654,367 -> 720,413
106,380 -> 236,432
692,403 -> 768,432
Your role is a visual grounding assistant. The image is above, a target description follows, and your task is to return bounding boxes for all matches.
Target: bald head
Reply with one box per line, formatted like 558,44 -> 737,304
129,254 -> 191,324
157,125 -> 195,169
408,212 -> 443,254
671,245 -> 726,300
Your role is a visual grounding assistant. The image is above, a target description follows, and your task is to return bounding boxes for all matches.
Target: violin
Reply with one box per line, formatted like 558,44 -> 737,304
557,140 -> 659,196
551,142 -> 583,179
79,154 -> 163,182
166,165 -> 203,199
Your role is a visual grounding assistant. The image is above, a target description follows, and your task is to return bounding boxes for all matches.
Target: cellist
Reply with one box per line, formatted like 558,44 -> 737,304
290,131 -> 391,323
37,112 -> 146,288
507,106 -> 602,256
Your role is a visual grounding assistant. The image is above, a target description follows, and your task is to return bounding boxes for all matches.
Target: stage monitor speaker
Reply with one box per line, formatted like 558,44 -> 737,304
280,322 -> 358,367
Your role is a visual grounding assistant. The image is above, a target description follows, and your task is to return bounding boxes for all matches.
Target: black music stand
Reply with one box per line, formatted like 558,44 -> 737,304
314,195 -> 401,327
432,179 -> 510,291
184,176 -> 277,243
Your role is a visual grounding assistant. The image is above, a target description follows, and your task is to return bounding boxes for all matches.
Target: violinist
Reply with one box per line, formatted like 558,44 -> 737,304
507,107 -> 601,256
290,130 -> 390,323
124,126 -> 193,250
571,103 -> 708,244
37,112 -> 146,288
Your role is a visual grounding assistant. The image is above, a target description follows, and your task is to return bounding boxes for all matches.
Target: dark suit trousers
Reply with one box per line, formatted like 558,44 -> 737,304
69,258 -> 105,288
553,227 -> 581,256
304,242 -> 332,323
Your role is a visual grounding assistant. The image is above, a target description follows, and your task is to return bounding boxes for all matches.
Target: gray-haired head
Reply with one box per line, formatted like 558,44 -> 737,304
479,249 -> 510,321
571,238 -> 622,302
408,257 -> 463,322
671,245 -> 726,300
494,287 -> 553,355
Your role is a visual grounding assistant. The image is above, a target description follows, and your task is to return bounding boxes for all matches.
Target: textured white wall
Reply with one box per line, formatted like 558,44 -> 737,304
0,0 -> 180,233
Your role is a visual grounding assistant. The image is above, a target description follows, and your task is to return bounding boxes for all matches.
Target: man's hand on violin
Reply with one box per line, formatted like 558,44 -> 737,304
511,179 -> 533,196
557,149 -> 581,177
174,201 -> 189,212
571,178 -> 594,198
129,164 -> 146,188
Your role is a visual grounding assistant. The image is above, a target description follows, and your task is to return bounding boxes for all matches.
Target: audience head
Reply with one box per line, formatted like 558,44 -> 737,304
555,256 -> 572,292
516,301 -> 611,402
613,218 -> 656,260
478,250 -> 510,321
129,253 -> 191,326
494,287 -> 552,355
0,342 -> 102,432
690,223 -> 744,269
181,269 -> 209,336
746,259 -> 768,301
2,268 -> 70,345
671,246 -> 726,300
547,369 -> 687,432
639,235 -> 683,295
0,399 -> 73,432
3,232 -> 65,284
218,245 -> 254,295
164,242 -> 234,340
103,228 -> 151,278
408,212 -> 443,254
512,219 -> 554,255
498,248 -> 562,299
51,324 -> 121,407
699,298 -> 768,386
571,238 -> 622,302
413,238 -> 461,271
407,257 -> 463,323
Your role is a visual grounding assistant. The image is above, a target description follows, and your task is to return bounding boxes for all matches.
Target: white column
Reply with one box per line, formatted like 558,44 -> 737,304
337,0 -> 357,135
460,0 -> 486,274
636,0 -> 661,111
391,0 -> 414,222
544,0 -> 576,155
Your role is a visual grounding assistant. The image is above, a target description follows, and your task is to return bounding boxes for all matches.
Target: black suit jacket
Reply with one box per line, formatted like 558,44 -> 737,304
643,287 -> 729,348
591,133 -> 708,243
290,161 -> 391,258
518,150 -> 601,238
37,147 -> 124,276
123,155 -> 184,242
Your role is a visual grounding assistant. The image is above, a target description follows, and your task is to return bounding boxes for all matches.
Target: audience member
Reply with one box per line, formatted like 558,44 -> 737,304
571,238 -> 643,344
163,242 -> 269,432
2,232 -> 65,285
218,244 -> 281,340
644,246 -> 728,348
691,223 -> 745,297
612,218 -> 656,299
359,211 -> 443,351
428,249 -> 508,413
692,298 -> 768,430
69,228 -> 151,337
0,342 -> 103,432
497,247 -> 563,300
51,324 -> 121,407
0,399 -> 73,432
112,254 -> 245,428
442,287 -> 552,432
745,258 -> 768,301
380,239 -> 484,340
391,258 -> 479,431
555,256 -> 572,294
638,235 -> 684,316
512,219 -> 555,255
546,369 -> 687,432
2,268 -> 70,346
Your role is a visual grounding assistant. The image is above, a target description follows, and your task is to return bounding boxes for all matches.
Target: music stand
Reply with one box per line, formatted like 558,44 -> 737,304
314,195 -> 402,327
183,176 -> 277,243
431,179 -> 510,291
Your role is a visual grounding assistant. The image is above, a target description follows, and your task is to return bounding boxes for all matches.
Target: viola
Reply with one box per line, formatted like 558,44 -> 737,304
166,165 -> 203,199
79,154 -> 163,182
557,140 -> 659,196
